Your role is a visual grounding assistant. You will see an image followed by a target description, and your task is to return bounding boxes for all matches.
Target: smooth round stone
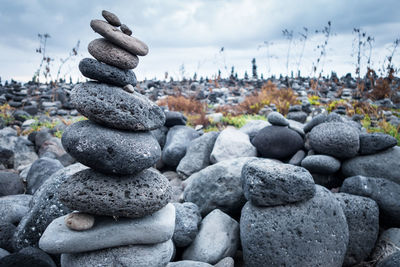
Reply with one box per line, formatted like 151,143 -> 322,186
65,212 -> 95,231
301,155 -> 341,174
61,239 -> 174,267
120,24 -> 132,35
101,10 -> 121,26
62,120 -> 161,174
210,127 -> 257,163
90,19 -> 148,56
88,38 -> 139,69
241,158 -> 315,206
267,111 -> 289,126
59,168 -> 172,218
39,204 -> 175,254
309,122 -> 360,158
252,126 -> 304,159
71,82 -> 165,131
123,84 -> 135,93
78,58 -> 137,87
287,111 -> 307,123
182,209 -> 240,264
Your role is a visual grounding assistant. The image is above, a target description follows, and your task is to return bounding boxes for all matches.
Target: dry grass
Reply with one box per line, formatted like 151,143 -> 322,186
216,81 -> 300,116
157,95 -> 209,126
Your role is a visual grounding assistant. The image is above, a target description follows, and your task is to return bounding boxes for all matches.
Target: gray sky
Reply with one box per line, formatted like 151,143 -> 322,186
0,0 -> 399,82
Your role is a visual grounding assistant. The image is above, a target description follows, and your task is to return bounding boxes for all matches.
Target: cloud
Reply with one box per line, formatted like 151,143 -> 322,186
0,0 -> 399,82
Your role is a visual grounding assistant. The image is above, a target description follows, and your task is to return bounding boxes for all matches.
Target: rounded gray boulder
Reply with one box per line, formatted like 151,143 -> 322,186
241,158 -> 315,206
88,38 -> 139,69
301,154 -> 341,174
309,122 -> 360,158
79,58 -> 137,87
62,120 -> 161,175
59,168 -> 172,218
334,193 -> 379,266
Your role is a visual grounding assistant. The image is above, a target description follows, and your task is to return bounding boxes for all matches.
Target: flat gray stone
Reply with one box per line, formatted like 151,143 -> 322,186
61,239 -> 173,267
39,203 -> 175,254
177,132 -> 218,178
182,209 -> 239,264
90,19 -> 148,56
242,158 -> 315,206
71,82 -> 165,131
167,261 -> 212,267
342,147 -> 400,185
184,157 -> 255,216
79,58 -> 137,87
210,127 -> 257,163
62,120 -> 160,175
240,186 -> 348,267
59,168 -> 172,218
88,38 -> 139,69
301,155 -> 341,174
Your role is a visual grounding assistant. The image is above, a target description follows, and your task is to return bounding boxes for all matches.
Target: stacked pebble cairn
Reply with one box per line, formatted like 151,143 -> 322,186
38,10 -> 175,266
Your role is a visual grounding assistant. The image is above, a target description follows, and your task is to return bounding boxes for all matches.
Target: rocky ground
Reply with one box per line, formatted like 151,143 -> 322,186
1,9 -> 400,267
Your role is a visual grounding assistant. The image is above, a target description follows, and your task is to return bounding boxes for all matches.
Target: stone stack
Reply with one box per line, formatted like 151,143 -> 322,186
240,158 -> 349,267
38,10 -> 175,266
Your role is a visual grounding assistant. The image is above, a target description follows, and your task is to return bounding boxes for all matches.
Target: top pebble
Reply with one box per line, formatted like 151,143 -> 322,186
102,10 -> 121,27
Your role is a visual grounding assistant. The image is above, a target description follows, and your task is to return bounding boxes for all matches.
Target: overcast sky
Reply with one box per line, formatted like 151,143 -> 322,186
0,0 -> 399,83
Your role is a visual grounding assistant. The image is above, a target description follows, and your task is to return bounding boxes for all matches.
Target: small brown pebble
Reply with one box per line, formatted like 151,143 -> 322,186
102,10 -> 121,27
120,24 -> 132,36
123,84 -> 135,93
65,212 -> 95,231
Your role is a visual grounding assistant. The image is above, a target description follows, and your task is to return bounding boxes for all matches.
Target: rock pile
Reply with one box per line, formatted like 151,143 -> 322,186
37,10 -> 175,266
